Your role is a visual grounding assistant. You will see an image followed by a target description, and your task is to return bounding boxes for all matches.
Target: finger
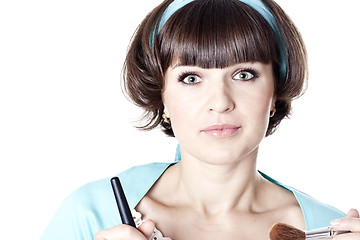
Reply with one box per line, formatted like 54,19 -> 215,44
94,224 -> 147,240
346,209 -> 360,218
138,219 -> 156,239
333,233 -> 360,240
331,217 -> 360,232
331,209 -> 360,232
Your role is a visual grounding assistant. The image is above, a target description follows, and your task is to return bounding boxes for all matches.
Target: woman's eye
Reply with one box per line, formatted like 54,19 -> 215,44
181,74 -> 201,84
233,70 -> 257,81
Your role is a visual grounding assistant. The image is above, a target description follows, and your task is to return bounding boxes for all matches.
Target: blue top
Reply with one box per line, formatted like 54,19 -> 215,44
40,161 -> 345,240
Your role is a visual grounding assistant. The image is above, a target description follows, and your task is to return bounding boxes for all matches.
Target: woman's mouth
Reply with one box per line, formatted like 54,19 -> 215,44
201,124 -> 241,138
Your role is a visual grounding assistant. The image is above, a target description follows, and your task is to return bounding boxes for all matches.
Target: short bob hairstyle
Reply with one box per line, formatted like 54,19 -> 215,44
122,0 -> 307,137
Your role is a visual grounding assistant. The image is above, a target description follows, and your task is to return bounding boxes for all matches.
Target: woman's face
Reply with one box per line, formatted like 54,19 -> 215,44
163,61 -> 276,165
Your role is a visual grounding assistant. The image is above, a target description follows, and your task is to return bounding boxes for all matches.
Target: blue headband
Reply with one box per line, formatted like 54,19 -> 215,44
154,0 -> 287,84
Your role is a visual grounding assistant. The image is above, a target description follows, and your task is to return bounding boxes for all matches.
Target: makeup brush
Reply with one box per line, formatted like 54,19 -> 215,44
110,176 -> 136,228
269,222 -> 350,240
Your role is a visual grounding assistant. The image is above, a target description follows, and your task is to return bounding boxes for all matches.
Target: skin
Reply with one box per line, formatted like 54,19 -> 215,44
94,220 -> 155,240
331,209 -> 360,240
162,62 -> 276,167
136,62 -> 305,239
95,62 -> 359,239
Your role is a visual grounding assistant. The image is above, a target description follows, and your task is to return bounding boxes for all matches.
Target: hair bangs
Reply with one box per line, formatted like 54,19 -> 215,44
157,0 -> 280,70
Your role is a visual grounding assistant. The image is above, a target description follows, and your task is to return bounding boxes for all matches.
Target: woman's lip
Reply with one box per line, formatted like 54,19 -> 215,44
201,124 -> 240,138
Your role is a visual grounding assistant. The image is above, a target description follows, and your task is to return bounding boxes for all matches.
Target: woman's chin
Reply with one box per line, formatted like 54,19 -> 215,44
195,150 -> 256,166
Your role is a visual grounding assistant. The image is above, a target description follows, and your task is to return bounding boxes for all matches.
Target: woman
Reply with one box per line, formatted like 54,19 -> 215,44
41,0 -> 360,239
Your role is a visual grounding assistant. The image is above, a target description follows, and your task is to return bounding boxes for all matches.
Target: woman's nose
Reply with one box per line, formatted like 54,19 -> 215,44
208,81 -> 235,113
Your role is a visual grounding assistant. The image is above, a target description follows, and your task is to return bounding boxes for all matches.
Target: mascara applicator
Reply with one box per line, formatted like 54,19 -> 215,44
269,223 -> 350,240
110,176 -> 136,228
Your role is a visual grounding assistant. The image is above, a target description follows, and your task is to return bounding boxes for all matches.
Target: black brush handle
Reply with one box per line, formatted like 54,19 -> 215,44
110,177 -> 136,227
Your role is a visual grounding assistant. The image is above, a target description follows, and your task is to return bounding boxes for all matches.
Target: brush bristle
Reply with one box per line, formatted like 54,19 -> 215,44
269,223 -> 306,240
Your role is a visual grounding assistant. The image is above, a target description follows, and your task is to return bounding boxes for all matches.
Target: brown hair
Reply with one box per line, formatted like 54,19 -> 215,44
122,0 -> 308,137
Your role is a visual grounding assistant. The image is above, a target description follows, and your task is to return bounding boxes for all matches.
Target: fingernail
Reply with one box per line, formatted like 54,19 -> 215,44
331,219 -> 340,226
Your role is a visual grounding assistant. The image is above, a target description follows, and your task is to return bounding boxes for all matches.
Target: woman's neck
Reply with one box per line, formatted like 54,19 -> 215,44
165,147 -> 265,216
138,147 -> 306,240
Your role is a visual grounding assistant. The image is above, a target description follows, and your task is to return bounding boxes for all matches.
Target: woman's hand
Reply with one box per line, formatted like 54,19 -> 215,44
94,219 -> 155,240
331,209 -> 360,239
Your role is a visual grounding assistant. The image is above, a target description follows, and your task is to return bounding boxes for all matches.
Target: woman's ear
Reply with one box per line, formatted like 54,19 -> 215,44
271,95 -> 277,109
163,105 -> 170,118
162,105 -> 171,123
269,96 -> 277,118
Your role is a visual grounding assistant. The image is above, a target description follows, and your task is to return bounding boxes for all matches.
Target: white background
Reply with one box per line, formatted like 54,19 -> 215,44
0,0 -> 359,239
